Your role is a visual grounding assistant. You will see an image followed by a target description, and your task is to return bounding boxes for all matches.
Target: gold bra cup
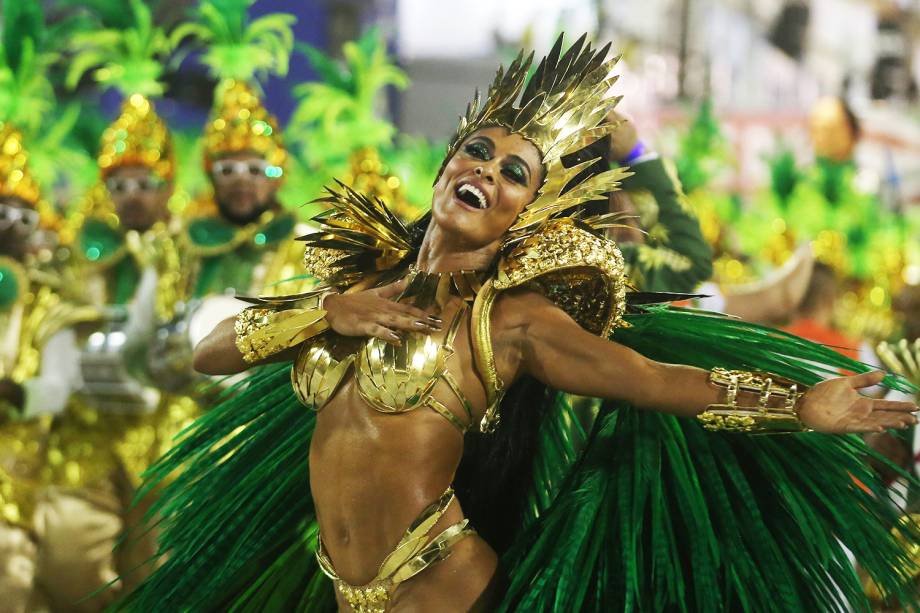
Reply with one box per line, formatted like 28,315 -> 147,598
355,307 -> 464,412
291,337 -> 355,409
291,268 -> 478,432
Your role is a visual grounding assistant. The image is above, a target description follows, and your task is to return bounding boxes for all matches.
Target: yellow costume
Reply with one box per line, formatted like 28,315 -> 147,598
0,125 -> 100,613
37,93 -> 195,612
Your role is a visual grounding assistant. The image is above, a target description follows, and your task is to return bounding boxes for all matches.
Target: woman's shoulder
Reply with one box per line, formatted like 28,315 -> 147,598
489,286 -> 575,339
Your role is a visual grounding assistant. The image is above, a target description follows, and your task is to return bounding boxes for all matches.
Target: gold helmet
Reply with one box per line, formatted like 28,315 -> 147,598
0,123 -> 41,207
97,93 -> 175,181
203,79 -> 287,175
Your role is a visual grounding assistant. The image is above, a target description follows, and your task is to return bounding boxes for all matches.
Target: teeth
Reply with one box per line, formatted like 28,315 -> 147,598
459,183 -> 487,209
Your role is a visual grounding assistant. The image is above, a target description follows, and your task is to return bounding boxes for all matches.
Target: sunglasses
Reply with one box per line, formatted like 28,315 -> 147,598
0,203 -> 40,233
106,176 -> 166,195
211,159 -> 282,180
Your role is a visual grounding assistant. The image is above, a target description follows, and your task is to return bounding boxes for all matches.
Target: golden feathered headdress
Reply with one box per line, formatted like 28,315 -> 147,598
439,34 -> 630,249
98,93 -> 175,180
0,123 -> 41,207
0,122 -> 62,230
203,79 -> 287,173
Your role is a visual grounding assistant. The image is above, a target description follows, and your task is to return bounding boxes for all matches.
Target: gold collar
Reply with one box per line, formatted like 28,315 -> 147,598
404,265 -> 489,307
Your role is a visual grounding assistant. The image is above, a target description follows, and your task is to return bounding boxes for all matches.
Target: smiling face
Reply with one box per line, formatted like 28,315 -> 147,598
430,126 -> 543,251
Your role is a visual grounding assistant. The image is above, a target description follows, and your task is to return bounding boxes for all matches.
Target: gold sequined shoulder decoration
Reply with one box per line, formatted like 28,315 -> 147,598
438,33 -> 632,251
301,181 -> 414,287
495,217 -> 628,337
98,94 -> 174,181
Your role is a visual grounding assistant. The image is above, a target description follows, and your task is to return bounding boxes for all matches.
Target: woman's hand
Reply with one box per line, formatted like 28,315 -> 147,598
798,371 -> 917,433
324,279 -> 442,343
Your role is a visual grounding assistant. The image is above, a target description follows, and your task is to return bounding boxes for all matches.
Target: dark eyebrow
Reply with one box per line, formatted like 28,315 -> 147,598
506,154 -> 532,183
469,135 -> 494,150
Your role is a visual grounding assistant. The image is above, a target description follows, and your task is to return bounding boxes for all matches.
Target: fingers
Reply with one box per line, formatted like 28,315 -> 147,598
848,371 -> 886,389
390,301 -> 439,323
367,324 -> 402,345
870,398 -> 919,413
845,411 -> 917,433
374,278 -> 409,299
376,310 -> 441,334
373,284 -> 442,323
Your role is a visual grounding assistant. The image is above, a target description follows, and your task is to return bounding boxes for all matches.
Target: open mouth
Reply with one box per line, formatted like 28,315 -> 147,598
454,183 -> 489,210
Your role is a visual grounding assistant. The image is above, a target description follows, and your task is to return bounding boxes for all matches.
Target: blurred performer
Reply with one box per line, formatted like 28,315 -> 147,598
604,111 -> 712,293
29,3 -> 196,606
181,79 -> 307,299
736,97 -> 912,336
72,93 -> 181,326
171,0 -> 303,302
30,92 -> 191,613
0,124 -> 98,613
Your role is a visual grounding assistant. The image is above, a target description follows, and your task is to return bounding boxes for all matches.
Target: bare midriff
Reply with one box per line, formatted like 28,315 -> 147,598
307,300 -> 497,604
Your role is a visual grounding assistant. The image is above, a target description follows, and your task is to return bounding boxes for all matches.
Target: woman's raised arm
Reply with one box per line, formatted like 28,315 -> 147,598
493,290 -> 917,434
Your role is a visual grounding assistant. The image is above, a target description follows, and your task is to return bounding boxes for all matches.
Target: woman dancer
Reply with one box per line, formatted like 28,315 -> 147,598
121,35 -> 920,613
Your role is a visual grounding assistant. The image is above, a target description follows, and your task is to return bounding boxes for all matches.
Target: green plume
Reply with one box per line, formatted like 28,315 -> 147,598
288,27 -> 409,167
768,144 -> 801,210
675,98 -> 728,194
0,0 -> 55,132
65,0 -> 173,97
169,0 -> 295,83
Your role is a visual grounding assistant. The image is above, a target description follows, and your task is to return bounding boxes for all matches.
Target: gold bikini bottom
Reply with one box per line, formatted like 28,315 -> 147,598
315,487 -> 475,613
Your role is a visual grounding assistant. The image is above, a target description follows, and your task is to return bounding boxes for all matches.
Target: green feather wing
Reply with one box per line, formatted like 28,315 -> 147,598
114,364 -> 333,611
499,307 -> 920,612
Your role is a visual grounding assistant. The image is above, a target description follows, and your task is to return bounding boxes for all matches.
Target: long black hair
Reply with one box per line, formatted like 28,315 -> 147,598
407,133 -> 614,556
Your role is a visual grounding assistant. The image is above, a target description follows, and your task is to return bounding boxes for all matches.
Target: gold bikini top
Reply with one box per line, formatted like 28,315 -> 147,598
238,268 -> 487,433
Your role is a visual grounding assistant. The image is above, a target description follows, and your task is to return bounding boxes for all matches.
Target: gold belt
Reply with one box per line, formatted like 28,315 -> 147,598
315,487 -> 475,613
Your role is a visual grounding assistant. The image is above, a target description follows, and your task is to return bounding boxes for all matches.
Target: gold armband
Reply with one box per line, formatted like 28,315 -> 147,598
235,291 -> 333,363
697,367 -> 810,433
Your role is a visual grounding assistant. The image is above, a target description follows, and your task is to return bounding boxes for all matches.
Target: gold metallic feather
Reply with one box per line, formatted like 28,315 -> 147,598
301,180 -> 414,287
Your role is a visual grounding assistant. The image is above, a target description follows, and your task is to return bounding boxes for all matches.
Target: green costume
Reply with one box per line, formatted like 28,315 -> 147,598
618,156 -> 713,292
180,209 -> 305,298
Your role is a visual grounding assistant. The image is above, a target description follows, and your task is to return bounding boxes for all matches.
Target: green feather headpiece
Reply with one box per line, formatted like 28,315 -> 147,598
65,0 -> 173,98
289,28 -> 409,160
0,0 -> 57,133
170,0 -> 295,83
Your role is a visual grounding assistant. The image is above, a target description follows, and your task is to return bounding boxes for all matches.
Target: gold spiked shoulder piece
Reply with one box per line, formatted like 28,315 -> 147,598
301,181 -> 414,288
495,218 -> 628,336
697,368 -> 810,433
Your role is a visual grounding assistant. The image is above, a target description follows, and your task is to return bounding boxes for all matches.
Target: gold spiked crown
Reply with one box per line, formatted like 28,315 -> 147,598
438,34 -> 631,250
98,93 -> 175,181
203,79 -> 287,174
0,123 -> 42,208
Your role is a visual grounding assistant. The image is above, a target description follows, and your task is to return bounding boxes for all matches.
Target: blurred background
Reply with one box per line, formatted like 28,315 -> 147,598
4,0 -> 920,342
8,0 -> 920,207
